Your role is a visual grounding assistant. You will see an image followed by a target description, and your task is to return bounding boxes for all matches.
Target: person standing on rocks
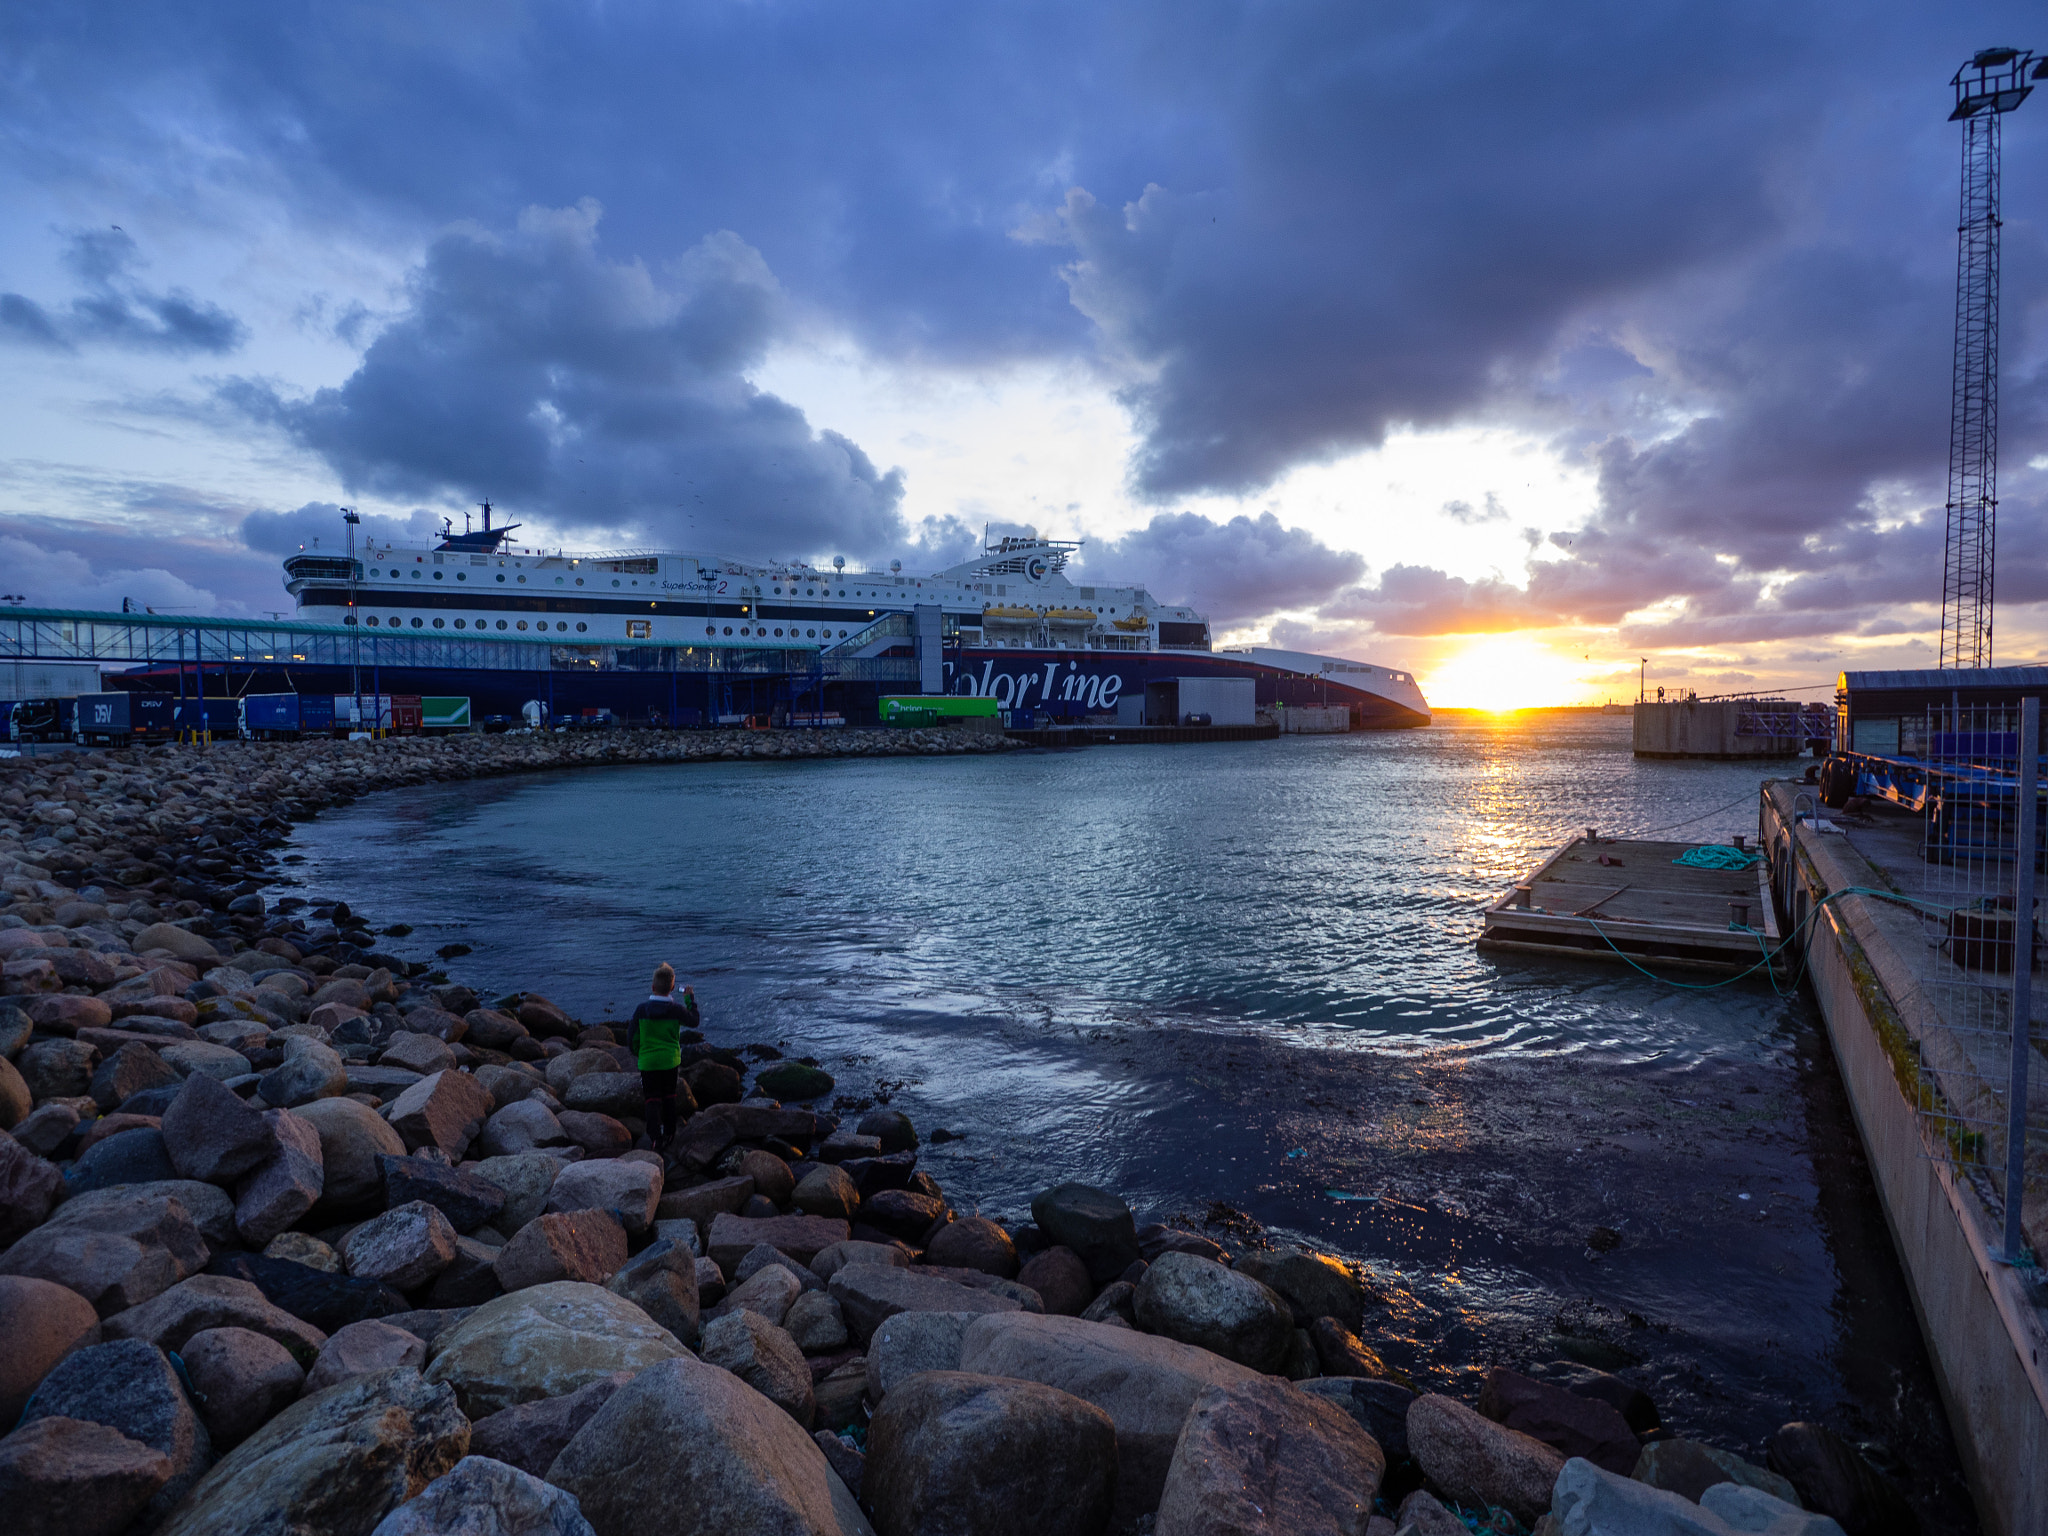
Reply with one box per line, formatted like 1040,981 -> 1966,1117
628,963 -> 697,1149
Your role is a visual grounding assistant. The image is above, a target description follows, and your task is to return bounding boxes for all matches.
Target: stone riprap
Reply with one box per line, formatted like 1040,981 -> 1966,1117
0,740 -> 1902,1535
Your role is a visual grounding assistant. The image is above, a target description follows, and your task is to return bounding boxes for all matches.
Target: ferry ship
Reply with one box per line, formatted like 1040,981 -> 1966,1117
282,505 -> 1429,727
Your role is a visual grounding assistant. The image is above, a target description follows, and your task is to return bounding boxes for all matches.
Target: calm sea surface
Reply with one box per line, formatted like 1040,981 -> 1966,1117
288,714 -> 1969,1524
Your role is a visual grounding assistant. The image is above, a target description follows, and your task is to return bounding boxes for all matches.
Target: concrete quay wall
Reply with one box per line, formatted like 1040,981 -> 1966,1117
1760,783 -> 2048,1536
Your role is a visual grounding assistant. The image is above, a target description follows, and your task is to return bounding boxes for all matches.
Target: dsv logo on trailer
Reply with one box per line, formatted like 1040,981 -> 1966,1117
948,659 -> 1122,710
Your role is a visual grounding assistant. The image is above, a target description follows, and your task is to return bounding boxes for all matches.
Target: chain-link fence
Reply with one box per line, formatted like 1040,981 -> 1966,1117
1911,699 -> 2045,1266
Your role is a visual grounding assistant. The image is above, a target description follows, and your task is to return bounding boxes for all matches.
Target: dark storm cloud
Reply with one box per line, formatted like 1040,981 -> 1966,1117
1087,510 -> 1361,623
224,204 -> 908,562
0,231 -> 245,355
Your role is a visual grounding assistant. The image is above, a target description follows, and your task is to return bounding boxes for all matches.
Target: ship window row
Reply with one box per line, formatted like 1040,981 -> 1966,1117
349,614 -> 855,641
304,589 -> 877,622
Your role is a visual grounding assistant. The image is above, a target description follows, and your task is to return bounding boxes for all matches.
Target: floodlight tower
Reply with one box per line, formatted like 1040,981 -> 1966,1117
1940,47 -> 2046,670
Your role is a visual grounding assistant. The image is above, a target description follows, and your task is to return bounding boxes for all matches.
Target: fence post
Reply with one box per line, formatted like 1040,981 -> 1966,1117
2002,694 -> 2041,1263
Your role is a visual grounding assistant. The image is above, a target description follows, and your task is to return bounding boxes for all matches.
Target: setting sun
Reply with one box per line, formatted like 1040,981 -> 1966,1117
1420,633 -> 1591,711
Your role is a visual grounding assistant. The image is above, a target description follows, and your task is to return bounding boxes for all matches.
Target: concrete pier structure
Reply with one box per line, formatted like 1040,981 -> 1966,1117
1634,698 -> 1825,759
1760,781 -> 2046,1536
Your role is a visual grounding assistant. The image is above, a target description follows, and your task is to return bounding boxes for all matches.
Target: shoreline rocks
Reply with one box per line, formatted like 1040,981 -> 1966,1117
0,740 -> 1931,1536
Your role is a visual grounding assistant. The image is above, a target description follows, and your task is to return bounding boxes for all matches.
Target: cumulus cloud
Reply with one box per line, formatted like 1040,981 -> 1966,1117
239,501 -> 445,556
0,533 -> 230,615
225,203 -> 907,562
0,230 -> 245,355
1085,510 -> 1361,622
1442,494 -> 1508,527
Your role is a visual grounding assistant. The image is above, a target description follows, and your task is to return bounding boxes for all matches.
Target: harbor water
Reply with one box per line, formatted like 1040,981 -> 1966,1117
288,712 -> 1970,1527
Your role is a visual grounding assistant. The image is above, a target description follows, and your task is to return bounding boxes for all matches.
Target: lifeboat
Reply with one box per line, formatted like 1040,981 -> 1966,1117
982,606 -> 1040,620
1112,614 -> 1151,632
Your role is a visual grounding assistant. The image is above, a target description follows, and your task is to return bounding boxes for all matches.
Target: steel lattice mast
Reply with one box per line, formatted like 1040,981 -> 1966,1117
1940,48 -> 2043,670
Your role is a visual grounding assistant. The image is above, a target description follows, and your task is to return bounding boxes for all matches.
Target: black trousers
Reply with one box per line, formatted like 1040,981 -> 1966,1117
640,1067 -> 679,1139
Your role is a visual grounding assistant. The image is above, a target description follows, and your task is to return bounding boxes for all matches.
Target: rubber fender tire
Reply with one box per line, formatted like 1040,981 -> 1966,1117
1818,757 -> 1854,809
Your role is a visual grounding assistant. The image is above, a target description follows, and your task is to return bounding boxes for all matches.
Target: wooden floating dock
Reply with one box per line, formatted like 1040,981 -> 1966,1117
1479,832 -> 1785,975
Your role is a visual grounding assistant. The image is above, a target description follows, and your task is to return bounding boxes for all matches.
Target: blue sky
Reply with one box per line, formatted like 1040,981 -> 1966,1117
2,3 -> 2044,704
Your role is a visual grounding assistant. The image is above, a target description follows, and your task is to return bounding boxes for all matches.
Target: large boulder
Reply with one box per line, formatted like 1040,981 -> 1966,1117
547,1158 -> 662,1236
343,1202 -> 460,1292
545,1355 -> 871,1536
494,1211 -> 628,1291
385,1155 -> 512,1236
104,1272 -> 328,1359
1296,1377 -> 1415,1464
958,1312 -> 1264,1517
0,1415 -> 174,1536
866,1371 -> 1118,1536
180,1326 -> 307,1449
708,1213 -> 850,1273
0,1275 -> 100,1422
715,1263 -> 804,1328
0,1133 -> 64,1248
1132,1252 -> 1293,1372
698,1309 -> 814,1427
161,1071 -> 275,1186
134,923 -> 220,961
809,1240 -> 912,1283
467,1372 -> 635,1478
1154,1375 -> 1384,1536
472,1153 -> 563,1232
18,1337 -> 214,1525
156,1367 -> 470,1536
306,1319 -> 430,1395
257,1034 -> 349,1108
1552,1457 -> 1809,1536
1406,1392 -> 1565,1527
64,1125 -> 179,1193
867,1310 -> 975,1401
829,1263 -> 1025,1344
605,1238 -> 700,1344
925,1216 -> 1019,1278
0,1053 -> 30,1129
1231,1246 -> 1366,1332
370,1453 -> 597,1536
294,1097 -> 407,1212
17,1038 -> 97,1101
1030,1184 -> 1140,1284
1635,1439 -> 1801,1506
1767,1422 -> 1918,1536
89,1040 -> 178,1112
424,1281 -> 691,1419
388,1070 -> 497,1160
783,1291 -> 848,1354
1477,1366 -> 1639,1475
792,1164 -> 859,1221
656,1174 -> 755,1227
478,1100 -> 571,1158
206,1252 -> 408,1336
232,1108 -> 327,1246
0,1187 -> 211,1316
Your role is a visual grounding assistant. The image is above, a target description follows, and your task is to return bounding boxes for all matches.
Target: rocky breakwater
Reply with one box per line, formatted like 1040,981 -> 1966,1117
0,747 -> 1927,1536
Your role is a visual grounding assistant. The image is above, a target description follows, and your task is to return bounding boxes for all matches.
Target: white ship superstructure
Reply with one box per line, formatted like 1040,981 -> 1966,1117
282,507 -> 1429,724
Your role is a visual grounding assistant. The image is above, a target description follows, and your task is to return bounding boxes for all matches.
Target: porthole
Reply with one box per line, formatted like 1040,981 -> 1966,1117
612,579 -> 621,588
454,619 -> 465,629
723,626 -> 732,635
806,589 -> 814,596
557,622 -> 569,632
576,622 -> 588,632
705,625 -> 715,635
517,621 -> 528,631
389,616 -> 399,626
774,628 -> 784,637
555,577 -> 564,586
411,617 -> 424,629
366,616 -> 379,627
839,629 -> 847,638
739,627 -> 750,636
773,586 -> 782,594
575,578 -> 584,586
496,574 -> 506,583
433,617 -> 445,629
412,570 -> 422,580
517,575 -> 527,584
434,570 -> 445,580
456,571 -> 466,581
806,628 -> 816,638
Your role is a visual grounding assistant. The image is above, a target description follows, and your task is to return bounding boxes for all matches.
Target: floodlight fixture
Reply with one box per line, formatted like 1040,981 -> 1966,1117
1951,47 -> 2037,119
